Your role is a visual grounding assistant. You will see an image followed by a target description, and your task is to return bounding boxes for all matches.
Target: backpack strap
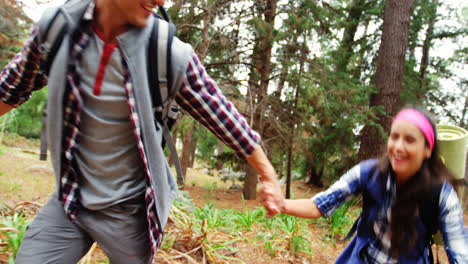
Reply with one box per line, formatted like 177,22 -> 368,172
38,9 -> 69,76
148,14 -> 184,187
420,183 -> 442,238
420,182 -> 443,264
342,162 -> 379,241
38,9 -> 69,161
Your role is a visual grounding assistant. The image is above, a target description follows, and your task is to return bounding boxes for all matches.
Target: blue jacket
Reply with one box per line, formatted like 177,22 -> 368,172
335,159 -> 435,264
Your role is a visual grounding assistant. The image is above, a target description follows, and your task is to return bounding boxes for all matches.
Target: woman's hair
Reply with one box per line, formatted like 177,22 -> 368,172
376,106 -> 456,257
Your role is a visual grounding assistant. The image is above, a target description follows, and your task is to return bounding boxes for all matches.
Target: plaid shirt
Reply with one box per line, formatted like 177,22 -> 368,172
0,1 -> 260,261
313,163 -> 468,263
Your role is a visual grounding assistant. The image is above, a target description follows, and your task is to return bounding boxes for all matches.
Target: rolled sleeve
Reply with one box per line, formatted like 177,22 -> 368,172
175,53 -> 260,159
0,25 -> 48,107
312,164 -> 362,218
439,181 -> 468,263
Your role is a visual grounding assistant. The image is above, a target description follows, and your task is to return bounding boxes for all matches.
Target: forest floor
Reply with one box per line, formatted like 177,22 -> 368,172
0,133 -> 464,263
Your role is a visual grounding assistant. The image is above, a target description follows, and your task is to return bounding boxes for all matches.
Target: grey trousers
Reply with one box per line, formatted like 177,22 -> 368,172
16,193 -> 151,264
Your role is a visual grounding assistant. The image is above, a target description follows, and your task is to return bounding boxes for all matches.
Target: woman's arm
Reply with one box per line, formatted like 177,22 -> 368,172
280,163 -> 364,219
439,182 -> 468,262
282,199 -> 323,219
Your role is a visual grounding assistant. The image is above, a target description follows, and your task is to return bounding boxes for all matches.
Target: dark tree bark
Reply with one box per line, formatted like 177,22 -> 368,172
178,1 -> 220,180
189,127 -> 198,168
305,163 -> 324,187
242,162 -> 258,200
215,142 -> 225,171
335,0 -> 367,73
358,0 -> 415,160
243,0 -> 277,200
460,88 -> 468,130
180,121 -> 195,178
286,38 -> 306,199
418,0 -> 438,96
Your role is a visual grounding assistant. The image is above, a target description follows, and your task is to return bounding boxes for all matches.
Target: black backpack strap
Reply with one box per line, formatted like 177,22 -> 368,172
148,14 -> 184,187
420,183 -> 442,238
420,183 -> 443,263
343,214 -> 360,241
38,9 -> 69,161
342,163 -> 378,241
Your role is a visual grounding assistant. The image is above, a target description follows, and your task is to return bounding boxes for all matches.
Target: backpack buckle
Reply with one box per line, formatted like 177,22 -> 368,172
38,43 -> 51,54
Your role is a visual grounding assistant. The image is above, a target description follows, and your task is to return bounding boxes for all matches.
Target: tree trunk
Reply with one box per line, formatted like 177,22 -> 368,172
216,141 -> 225,171
189,124 -> 198,168
418,0 -> 438,97
358,0 -> 415,160
464,155 -> 468,210
242,0 -> 277,200
286,39 -> 306,199
335,0 -> 366,73
242,162 -> 258,200
181,121 -> 195,177
460,89 -> 468,130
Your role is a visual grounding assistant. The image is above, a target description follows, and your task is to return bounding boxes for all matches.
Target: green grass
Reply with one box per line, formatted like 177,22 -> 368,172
0,196 -> 361,263
0,213 -> 31,263
163,197 -> 361,262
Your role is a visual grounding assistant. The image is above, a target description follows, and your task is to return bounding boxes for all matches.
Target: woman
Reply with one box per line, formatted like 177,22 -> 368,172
281,107 -> 468,263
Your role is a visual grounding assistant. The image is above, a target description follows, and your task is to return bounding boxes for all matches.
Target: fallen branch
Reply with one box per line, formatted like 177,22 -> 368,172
14,201 -> 43,209
10,147 -> 40,155
0,227 -> 19,233
168,248 -> 199,264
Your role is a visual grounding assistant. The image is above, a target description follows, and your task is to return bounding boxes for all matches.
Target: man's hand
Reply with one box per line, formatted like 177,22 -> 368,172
246,146 -> 284,217
259,178 -> 284,217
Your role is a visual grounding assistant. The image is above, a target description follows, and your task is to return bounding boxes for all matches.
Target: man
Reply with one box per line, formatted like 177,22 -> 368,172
0,0 -> 284,263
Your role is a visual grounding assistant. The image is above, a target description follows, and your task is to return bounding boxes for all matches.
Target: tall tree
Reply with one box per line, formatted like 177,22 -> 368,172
335,0 -> 367,73
358,0 -> 415,160
418,0 -> 438,96
243,0 -> 278,200
0,0 -> 32,39
0,0 -> 34,66
170,0 -> 236,182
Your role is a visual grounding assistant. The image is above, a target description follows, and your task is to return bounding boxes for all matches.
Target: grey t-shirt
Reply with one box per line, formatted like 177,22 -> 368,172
75,31 -> 146,210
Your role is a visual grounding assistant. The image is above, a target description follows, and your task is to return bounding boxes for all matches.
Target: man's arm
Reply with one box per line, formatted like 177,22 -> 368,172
0,102 -> 14,116
175,54 -> 284,216
246,146 -> 284,217
0,25 -> 48,110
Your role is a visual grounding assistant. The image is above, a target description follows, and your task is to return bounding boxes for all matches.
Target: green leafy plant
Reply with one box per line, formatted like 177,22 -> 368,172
193,203 -> 226,230
0,213 -> 31,263
232,196 -> 264,231
190,180 -> 197,187
3,88 -> 47,139
256,230 -> 283,258
322,197 -> 361,245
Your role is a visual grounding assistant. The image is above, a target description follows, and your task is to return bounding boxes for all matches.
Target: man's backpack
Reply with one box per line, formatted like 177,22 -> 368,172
37,5 -> 184,186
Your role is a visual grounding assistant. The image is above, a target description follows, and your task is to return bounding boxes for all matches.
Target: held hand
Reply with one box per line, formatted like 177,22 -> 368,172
259,178 -> 284,217
245,146 -> 284,217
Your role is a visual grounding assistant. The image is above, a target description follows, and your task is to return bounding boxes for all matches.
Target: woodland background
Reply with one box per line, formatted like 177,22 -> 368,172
0,0 -> 467,263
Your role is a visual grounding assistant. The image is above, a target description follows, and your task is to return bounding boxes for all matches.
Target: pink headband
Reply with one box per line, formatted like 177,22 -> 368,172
392,109 -> 435,151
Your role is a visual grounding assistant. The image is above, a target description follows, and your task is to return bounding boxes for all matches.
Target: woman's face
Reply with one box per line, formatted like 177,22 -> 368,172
387,119 -> 432,185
